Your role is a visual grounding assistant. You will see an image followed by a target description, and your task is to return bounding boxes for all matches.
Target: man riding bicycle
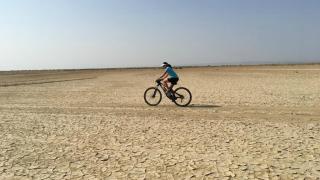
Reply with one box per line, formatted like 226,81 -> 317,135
158,62 -> 179,94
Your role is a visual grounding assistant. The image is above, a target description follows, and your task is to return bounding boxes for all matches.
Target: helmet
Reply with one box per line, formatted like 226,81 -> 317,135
161,62 -> 168,67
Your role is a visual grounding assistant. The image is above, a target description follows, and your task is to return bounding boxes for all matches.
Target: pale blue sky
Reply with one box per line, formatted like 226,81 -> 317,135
1,0 -> 320,70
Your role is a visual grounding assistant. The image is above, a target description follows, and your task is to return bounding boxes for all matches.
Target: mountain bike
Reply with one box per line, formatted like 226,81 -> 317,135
144,79 -> 192,107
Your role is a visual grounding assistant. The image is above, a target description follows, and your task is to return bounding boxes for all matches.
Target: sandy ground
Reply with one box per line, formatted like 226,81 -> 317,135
0,65 -> 320,179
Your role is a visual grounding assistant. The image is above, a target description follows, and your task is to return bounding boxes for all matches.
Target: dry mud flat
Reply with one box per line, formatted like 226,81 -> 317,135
0,65 -> 320,179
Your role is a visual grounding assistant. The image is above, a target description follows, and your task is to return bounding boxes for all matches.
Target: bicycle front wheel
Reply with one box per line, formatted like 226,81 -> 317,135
173,87 -> 192,107
144,87 -> 162,106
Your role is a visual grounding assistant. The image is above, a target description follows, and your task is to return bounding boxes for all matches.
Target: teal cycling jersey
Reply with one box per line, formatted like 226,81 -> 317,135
165,67 -> 178,78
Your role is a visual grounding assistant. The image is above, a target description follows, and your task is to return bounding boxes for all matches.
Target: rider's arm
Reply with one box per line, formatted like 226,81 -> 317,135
159,72 -> 168,80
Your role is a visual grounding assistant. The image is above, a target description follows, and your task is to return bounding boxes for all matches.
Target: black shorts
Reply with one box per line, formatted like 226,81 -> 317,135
168,77 -> 179,85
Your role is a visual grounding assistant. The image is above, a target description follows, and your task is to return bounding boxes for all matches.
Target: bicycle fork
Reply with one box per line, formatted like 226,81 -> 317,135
152,87 -> 158,98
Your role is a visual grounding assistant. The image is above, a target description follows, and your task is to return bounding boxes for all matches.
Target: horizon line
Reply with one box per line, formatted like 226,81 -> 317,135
1,62 -> 320,72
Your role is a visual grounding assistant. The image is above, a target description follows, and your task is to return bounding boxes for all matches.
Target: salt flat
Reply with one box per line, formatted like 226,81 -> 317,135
0,65 -> 320,179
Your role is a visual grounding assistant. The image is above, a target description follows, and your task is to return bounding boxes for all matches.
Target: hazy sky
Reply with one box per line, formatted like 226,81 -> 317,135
1,0 -> 320,70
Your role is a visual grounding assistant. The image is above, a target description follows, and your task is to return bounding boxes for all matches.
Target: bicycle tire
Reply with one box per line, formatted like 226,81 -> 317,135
173,87 -> 192,107
144,87 -> 162,106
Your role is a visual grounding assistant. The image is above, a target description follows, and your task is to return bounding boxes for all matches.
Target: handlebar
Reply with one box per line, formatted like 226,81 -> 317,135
155,79 -> 162,84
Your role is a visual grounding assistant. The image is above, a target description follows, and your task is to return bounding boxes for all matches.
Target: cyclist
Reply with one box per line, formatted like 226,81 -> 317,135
158,62 -> 179,94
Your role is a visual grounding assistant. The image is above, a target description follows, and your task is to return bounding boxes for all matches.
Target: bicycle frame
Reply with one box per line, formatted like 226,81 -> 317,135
156,81 -> 167,93
155,81 -> 178,99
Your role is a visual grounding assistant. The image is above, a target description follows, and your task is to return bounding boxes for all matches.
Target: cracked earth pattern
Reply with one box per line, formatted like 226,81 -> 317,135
0,65 -> 320,179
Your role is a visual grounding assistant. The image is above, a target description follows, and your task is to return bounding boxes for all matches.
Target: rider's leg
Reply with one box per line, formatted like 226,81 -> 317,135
163,78 -> 169,92
167,77 -> 177,92
168,83 -> 174,91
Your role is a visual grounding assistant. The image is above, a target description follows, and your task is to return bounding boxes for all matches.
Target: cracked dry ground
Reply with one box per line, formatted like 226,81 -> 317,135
0,65 -> 320,179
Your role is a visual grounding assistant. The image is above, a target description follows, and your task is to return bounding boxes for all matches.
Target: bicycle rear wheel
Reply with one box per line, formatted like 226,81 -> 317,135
173,87 -> 192,107
144,87 -> 162,106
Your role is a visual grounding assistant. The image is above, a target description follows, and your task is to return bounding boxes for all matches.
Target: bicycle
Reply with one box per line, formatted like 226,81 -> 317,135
144,79 -> 192,107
